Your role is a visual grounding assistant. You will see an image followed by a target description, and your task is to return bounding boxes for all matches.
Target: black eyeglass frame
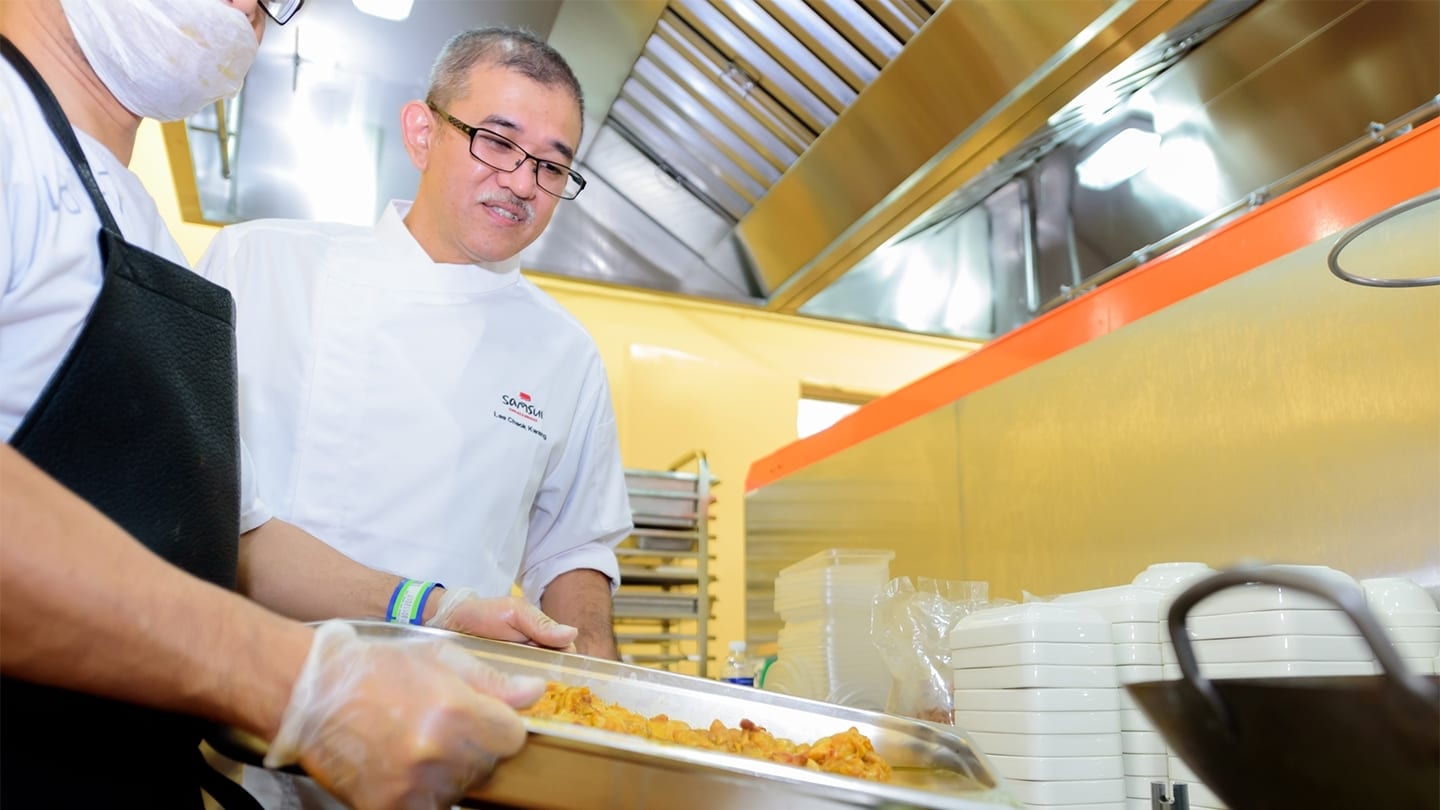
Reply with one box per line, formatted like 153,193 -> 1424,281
259,0 -> 304,25
426,101 -> 587,200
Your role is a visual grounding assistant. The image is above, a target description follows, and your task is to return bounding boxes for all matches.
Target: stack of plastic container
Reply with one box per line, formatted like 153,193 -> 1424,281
950,603 -> 1124,810
767,549 -> 894,710
1158,564 -> 1372,810
1360,577 -> 1440,674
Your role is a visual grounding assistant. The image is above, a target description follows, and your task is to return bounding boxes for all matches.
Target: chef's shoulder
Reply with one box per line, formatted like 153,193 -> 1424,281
514,275 -> 605,360
196,217 -> 366,286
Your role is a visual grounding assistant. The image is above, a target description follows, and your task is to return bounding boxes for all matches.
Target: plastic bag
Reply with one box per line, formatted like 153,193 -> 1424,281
869,577 -> 992,724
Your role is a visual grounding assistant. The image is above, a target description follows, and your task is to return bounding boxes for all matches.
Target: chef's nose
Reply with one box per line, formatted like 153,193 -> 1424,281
222,0 -> 266,43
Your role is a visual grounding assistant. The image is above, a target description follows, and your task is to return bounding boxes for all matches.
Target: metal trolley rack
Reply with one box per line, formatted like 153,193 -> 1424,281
614,450 -> 716,677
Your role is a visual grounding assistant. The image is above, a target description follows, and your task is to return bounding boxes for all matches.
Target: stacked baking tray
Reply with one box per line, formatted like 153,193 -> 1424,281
614,452 -> 716,675
208,621 -> 1023,810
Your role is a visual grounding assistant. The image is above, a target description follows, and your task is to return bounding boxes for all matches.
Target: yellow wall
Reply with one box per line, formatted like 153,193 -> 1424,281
133,121 -> 978,669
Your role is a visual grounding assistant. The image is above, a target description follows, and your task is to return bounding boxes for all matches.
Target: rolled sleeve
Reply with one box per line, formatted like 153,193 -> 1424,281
519,530 -> 627,604
238,438 -> 273,534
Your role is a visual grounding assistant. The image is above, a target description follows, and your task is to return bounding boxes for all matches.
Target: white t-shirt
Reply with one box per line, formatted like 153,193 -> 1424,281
195,201 -> 631,600
0,59 -> 269,532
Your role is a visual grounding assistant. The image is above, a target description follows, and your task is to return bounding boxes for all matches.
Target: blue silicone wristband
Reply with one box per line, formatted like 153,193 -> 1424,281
414,581 -> 444,626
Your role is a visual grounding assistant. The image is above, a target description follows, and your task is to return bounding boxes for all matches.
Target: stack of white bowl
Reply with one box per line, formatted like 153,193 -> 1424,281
950,603 -> 1125,810
768,549 -> 894,710
1052,563 -> 1214,810
1158,564 -> 1373,810
1360,577 -> 1440,675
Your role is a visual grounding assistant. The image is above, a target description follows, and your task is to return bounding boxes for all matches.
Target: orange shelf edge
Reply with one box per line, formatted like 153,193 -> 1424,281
747,118 -> 1440,492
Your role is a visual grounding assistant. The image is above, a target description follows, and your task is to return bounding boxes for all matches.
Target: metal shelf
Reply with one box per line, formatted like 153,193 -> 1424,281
615,451 -> 717,677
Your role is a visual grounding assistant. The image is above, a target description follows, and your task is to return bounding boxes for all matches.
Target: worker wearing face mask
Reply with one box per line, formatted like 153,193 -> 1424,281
0,2 -> 573,808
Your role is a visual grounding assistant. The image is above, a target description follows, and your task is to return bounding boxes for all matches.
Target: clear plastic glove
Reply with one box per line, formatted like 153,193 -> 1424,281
264,620 -> 546,810
426,588 -> 579,652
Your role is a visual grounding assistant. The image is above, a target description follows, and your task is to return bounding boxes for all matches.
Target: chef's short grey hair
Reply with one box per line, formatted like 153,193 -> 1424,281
425,27 -> 585,127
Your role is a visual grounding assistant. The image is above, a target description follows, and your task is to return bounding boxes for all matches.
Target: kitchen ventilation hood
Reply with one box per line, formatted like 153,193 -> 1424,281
169,0 -> 1439,342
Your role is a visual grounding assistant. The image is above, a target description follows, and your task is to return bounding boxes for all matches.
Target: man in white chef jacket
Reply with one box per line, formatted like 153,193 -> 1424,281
198,29 -> 630,657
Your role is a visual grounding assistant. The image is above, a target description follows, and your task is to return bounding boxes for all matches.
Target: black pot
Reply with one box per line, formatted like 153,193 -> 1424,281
1125,566 -> 1439,810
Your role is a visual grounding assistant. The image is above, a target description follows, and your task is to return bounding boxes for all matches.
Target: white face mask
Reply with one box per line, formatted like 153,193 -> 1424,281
59,0 -> 259,122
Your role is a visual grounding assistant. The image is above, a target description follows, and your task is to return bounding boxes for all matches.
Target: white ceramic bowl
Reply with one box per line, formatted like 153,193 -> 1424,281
1112,621 -> 1163,644
1390,640 -> 1440,659
1127,775 -> 1169,800
1402,657 -> 1438,675
1185,608 -> 1357,639
1116,663 -> 1165,685
1006,776 -> 1125,806
949,602 -> 1112,648
951,686 -> 1119,713
1385,625 -> 1440,643
952,708 -> 1121,735
1113,642 -> 1164,666
1124,752 -> 1168,776
1162,659 -> 1375,679
1189,565 -> 1361,616
1376,610 -> 1440,628
967,729 -> 1122,758
1361,577 -> 1439,614
1055,585 -> 1165,623
951,640 -> 1116,669
1121,707 -> 1155,732
1132,562 -> 1217,593
985,753 -> 1124,781
951,663 -> 1119,690
1121,729 -> 1169,755
1178,634 -> 1376,663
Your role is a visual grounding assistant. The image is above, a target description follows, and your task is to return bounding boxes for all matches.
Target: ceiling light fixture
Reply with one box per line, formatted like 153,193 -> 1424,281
352,0 -> 413,22
1076,127 -> 1161,190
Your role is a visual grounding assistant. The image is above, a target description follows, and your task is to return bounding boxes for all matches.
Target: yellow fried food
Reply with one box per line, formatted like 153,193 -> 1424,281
521,682 -> 892,782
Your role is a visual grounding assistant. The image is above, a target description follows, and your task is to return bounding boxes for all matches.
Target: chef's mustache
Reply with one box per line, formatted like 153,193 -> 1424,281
477,190 -> 534,224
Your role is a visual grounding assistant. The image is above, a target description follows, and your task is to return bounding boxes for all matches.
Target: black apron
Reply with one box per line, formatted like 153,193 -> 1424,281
0,38 -> 261,810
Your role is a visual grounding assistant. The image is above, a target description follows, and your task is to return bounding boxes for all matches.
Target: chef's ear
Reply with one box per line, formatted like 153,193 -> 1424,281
400,100 -> 435,171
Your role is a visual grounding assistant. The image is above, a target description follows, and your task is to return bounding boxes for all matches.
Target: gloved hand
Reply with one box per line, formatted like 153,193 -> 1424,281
264,620 -> 545,810
426,588 -> 579,652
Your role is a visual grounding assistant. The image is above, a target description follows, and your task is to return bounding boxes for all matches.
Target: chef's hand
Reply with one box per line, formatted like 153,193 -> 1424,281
426,587 -> 579,652
264,620 -> 545,810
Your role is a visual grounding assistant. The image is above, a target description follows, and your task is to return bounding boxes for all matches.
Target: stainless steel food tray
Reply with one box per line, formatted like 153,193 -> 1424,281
209,621 -> 1018,810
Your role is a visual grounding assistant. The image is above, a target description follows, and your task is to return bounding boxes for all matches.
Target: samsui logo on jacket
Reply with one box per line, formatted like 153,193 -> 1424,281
501,391 -> 544,422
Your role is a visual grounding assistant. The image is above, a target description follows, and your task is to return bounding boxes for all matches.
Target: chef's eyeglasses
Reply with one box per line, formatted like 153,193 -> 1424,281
258,0 -> 304,25
426,102 -> 587,200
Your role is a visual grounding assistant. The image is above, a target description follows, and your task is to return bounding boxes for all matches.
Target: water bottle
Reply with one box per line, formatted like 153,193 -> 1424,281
721,640 -> 754,686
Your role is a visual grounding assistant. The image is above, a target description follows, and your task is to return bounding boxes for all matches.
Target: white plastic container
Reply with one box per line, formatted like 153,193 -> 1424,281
1005,776 -> 1125,806
983,753 -> 1124,781
951,641 -> 1115,669
949,603 -> 1112,648
951,708 -> 1121,735
950,686 -> 1120,713
951,663 -> 1119,690
966,729 -> 1123,757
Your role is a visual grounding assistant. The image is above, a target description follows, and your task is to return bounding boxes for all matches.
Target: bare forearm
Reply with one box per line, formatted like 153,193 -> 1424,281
0,446 -> 310,742
239,518 -> 441,623
539,569 -> 618,659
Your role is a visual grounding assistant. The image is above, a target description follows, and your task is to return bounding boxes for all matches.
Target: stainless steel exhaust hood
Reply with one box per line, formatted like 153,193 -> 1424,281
170,0 -> 1439,342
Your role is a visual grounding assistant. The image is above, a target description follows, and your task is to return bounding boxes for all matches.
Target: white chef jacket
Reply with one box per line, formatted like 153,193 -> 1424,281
195,201 -> 632,601
0,59 -> 269,532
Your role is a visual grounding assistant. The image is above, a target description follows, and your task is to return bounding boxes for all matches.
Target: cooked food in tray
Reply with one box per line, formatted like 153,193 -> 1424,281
522,682 -> 893,782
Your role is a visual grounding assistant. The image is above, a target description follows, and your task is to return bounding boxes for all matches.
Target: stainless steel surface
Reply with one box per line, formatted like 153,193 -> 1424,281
1327,191 -> 1440,288
746,186 -> 1440,641
210,621 -> 1016,810
165,0 -> 1438,337
799,0 -> 1440,337
615,452 -> 715,676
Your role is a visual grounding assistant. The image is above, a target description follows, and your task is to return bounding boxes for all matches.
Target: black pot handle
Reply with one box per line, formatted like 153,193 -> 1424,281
1166,565 -> 1440,730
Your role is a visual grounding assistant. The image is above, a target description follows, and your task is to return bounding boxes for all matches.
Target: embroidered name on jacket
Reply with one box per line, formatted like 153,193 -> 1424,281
495,391 -> 548,440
